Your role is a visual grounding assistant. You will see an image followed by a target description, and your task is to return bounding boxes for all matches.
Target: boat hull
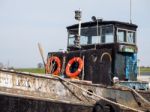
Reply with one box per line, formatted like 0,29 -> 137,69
0,69 -> 150,111
0,94 -> 93,112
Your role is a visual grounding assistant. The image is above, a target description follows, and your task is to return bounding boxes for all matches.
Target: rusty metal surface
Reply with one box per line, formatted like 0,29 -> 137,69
0,69 -> 150,111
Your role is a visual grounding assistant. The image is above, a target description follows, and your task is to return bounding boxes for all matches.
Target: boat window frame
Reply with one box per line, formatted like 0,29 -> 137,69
100,24 -> 115,44
67,24 -> 115,46
117,28 -> 136,45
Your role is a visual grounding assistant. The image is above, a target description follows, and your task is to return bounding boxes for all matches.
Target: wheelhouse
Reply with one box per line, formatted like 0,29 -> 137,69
67,20 -> 138,82
47,20 -> 138,85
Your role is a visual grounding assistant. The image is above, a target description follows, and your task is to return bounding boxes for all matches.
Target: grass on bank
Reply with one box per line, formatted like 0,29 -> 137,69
15,67 -> 150,74
15,68 -> 45,74
140,67 -> 150,73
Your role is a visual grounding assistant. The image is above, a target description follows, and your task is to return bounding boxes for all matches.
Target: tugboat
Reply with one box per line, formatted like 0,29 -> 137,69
0,10 -> 150,112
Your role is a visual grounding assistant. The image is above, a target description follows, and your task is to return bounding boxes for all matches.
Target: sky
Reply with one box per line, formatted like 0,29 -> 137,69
0,0 -> 150,68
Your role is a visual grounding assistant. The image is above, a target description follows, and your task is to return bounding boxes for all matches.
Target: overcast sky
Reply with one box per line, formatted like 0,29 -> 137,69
0,0 -> 150,68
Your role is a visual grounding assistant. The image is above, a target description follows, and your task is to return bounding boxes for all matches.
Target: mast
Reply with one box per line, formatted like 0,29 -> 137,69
74,10 -> 82,48
130,0 -> 132,23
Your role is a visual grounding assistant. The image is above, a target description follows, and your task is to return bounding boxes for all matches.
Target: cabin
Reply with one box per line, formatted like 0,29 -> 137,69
47,19 -> 138,85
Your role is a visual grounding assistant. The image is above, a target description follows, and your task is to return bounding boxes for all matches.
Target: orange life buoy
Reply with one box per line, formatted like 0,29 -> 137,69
46,56 -> 61,75
66,57 -> 84,78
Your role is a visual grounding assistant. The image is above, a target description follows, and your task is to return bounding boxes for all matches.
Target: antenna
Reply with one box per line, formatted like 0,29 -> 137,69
130,0 -> 132,23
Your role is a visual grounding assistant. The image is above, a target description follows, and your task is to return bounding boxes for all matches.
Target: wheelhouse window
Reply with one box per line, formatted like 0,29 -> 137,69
68,28 -> 77,45
117,29 -> 126,42
68,25 -> 114,46
68,26 -> 100,46
101,26 -> 114,43
127,31 -> 136,44
117,28 -> 136,44
68,35 -> 75,46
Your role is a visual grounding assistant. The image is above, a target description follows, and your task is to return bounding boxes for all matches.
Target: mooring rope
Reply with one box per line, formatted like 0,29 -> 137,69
54,75 -> 144,112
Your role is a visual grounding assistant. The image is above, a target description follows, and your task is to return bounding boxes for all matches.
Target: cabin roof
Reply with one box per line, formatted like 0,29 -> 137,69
67,20 -> 138,30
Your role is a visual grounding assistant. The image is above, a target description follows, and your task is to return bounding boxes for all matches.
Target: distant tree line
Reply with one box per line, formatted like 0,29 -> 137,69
37,62 -> 44,69
0,62 -> 3,69
140,66 -> 150,68
0,62 -> 14,70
